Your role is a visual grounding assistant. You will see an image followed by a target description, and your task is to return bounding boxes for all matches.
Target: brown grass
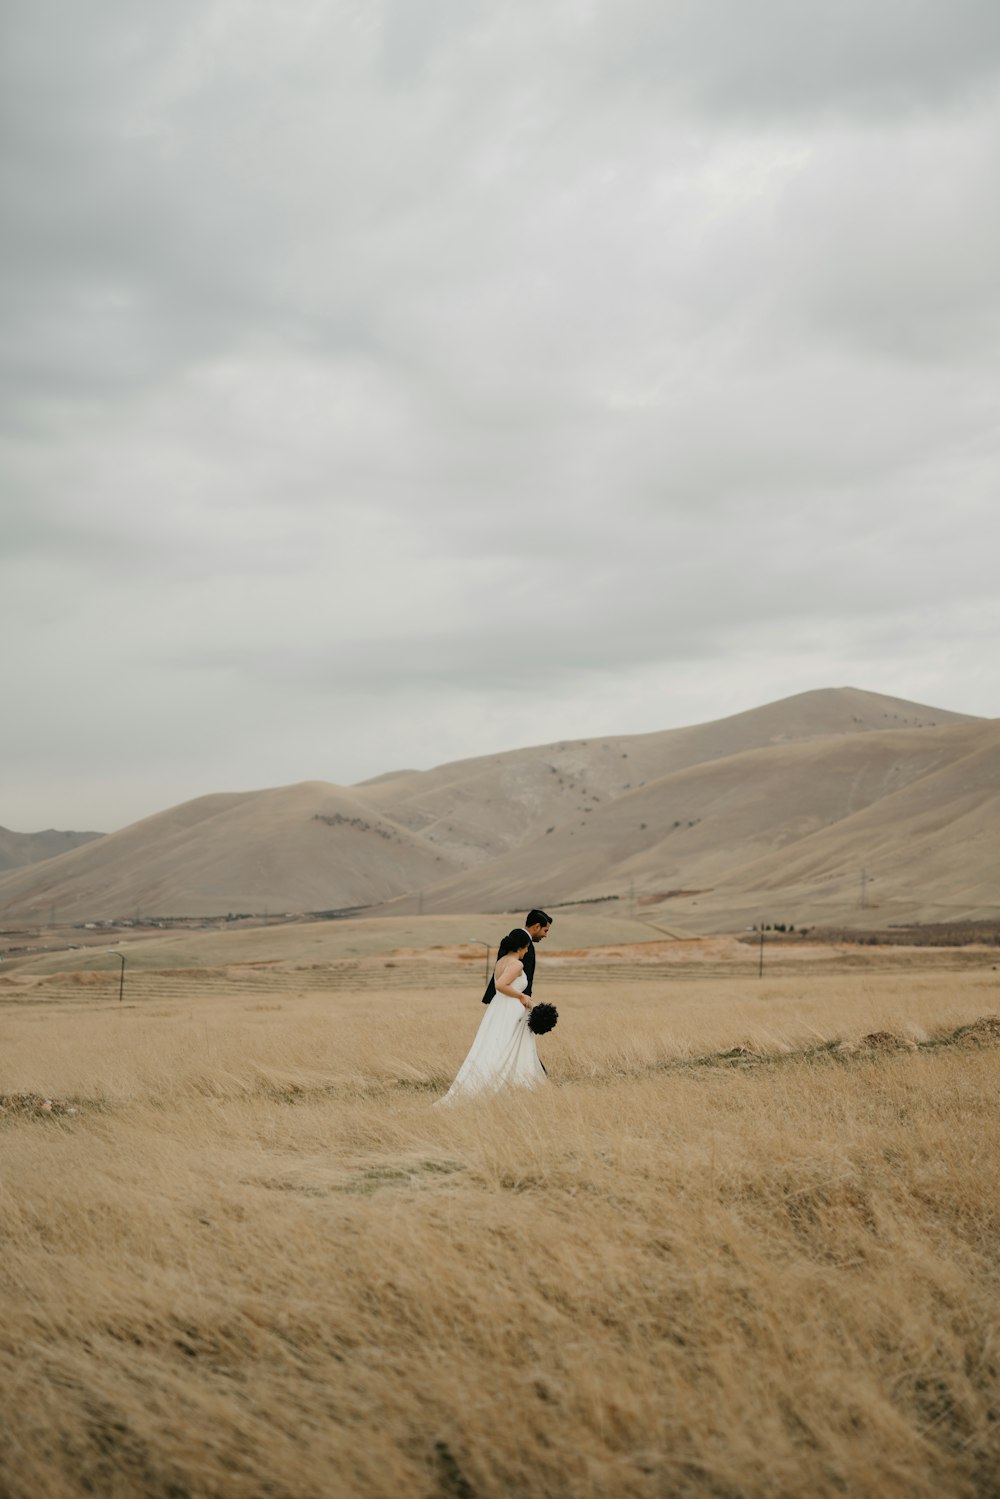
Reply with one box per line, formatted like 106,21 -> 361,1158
2,949 -> 999,1498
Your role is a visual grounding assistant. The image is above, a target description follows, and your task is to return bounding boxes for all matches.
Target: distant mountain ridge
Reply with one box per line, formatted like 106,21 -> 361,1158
0,687 -> 989,931
0,826 -> 104,874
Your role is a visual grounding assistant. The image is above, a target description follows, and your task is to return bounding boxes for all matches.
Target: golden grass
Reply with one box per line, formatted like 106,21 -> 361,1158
2,952 -> 999,1499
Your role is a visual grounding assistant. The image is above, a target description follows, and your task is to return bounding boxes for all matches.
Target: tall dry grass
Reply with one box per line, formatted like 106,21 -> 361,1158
2,958 -> 999,1498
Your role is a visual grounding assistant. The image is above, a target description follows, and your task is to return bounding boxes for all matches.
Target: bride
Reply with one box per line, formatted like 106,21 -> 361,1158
438,930 -> 548,1103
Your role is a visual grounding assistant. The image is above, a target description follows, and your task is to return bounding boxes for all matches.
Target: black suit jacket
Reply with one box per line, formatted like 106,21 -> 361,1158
482,930 -> 535,1004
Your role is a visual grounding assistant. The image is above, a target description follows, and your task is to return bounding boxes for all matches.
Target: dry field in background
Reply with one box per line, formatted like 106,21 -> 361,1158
2,942 -> 1000,1499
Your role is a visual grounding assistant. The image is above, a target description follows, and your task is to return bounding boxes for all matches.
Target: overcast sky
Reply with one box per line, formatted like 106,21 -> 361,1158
4,0 -> 999,832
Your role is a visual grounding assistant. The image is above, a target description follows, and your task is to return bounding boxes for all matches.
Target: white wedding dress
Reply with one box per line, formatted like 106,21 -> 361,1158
438,970 -> 547,1104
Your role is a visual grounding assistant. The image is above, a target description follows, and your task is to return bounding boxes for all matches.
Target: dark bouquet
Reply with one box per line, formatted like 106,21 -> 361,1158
527,1002 -> 558,1035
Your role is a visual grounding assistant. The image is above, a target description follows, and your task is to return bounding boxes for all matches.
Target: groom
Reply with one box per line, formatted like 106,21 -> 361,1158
481,909 -> 553,1005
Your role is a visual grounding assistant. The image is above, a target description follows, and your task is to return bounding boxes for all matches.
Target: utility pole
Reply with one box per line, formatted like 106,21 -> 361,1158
758,924 -> 765,979
860,868 -> 868,909
109,950 -> 126,1003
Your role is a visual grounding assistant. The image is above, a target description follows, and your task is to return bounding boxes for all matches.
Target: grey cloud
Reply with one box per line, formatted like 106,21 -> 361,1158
3,0 -> 999,830
593,0 -> 1000,121
143,494 -> 997,701
377,0 -> 488,88
766,124 -> 1000,360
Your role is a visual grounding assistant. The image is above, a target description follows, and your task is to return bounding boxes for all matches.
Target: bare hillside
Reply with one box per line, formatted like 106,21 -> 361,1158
358,687 -> 972,865
0,688 -> 982,926
0,783 -> 462,923
0,826 -> 103,873
692,721 -> 1000,929
375,718 -> 997,929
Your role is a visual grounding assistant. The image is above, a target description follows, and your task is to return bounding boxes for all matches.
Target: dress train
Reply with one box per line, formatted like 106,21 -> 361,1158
438,971 -> 546,1103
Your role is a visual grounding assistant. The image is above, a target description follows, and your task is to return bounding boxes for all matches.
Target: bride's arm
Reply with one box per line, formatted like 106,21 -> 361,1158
495,959 -> 532,1008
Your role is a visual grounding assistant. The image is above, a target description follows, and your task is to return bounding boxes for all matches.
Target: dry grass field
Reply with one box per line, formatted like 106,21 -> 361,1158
2,936 -> 999,1498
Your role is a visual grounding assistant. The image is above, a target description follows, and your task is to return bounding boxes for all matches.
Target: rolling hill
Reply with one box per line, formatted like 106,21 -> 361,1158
387,717 -> 998,931
0,783 -> 462,924
0,826 -> 104,874
0,687 -> 989,929
358,685 -> 968,868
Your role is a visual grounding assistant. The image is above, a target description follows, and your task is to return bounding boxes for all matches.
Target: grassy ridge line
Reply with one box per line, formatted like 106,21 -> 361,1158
2,966 -> 996,1106
5,1014 -> 998,1119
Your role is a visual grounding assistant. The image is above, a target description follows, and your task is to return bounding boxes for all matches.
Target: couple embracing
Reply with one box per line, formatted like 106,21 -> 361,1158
438,910 -> 554,1105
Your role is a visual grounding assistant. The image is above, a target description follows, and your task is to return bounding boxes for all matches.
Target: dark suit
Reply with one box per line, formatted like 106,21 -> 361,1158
482,929 -> 535,1004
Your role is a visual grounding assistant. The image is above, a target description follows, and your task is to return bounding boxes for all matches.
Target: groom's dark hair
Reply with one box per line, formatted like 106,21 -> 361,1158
525,909 -> 552,928
498,929 -> 531,958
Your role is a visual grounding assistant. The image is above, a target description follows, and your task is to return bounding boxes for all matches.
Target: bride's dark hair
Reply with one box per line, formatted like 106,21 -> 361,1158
497,929 -> 530,958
